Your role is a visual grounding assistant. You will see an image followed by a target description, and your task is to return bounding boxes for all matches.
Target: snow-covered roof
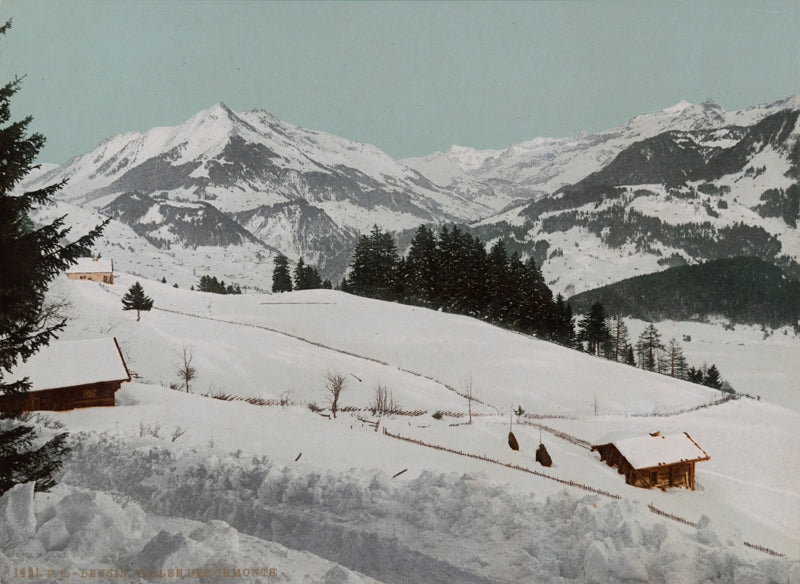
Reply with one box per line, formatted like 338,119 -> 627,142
9,338 -> 130,391
599,432 -> 709,470
67,257 -> 113,274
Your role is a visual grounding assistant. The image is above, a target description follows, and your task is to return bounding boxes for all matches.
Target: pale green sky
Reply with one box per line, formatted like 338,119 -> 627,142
0,0 -> 798,164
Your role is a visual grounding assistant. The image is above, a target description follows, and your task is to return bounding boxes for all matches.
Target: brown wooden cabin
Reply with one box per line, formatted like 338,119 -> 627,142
591,432 -> 709,491
66,257 -> 114,285
0,338 -> 131,412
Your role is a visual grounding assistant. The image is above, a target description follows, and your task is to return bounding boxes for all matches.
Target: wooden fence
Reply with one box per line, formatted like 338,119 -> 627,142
647,504 -> 785,557
381,428 -> 622,500
516,419 -> 593,450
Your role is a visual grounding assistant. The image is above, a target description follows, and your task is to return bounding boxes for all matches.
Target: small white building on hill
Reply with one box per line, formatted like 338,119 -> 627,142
66,257 -> 114,284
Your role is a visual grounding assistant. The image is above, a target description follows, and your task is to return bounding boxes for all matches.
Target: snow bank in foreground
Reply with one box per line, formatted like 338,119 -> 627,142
56,433 -> 799,584
0,481 -> 379,584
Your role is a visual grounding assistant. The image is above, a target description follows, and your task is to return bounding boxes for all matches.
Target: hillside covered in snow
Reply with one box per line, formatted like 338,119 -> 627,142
2,275 -> 798,583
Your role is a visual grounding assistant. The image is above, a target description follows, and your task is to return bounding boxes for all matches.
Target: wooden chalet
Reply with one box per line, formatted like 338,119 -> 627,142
66,257 -> 114,285
0,338 -> 131,412
591,432 -> 709,491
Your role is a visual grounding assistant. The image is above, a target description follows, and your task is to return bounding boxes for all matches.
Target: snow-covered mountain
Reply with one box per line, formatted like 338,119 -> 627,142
405,96 -> 800,198
22,103 -> 494,281
22,97 -> 800,291
460,101 -> 800,294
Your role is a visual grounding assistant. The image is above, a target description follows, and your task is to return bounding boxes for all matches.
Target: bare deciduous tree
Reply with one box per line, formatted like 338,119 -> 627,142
37,293 -> 74,332
462,376 -> 475,424
139,422 -> 161,438
370,383 -> 399,415
324,370 -> 346,419
177,343 -> 197,393
171,425 -> 187,442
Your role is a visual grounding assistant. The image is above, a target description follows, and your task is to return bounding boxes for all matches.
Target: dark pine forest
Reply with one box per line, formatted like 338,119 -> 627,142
340,225 -> 575,345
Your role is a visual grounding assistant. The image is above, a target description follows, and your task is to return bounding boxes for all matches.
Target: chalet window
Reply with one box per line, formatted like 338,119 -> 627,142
83,389 -> 97,398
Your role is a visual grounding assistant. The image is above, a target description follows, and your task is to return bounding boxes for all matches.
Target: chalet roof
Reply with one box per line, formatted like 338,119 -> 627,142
596,432 -> 709,469
67,257 -> 113,274
9,338 -> 130,391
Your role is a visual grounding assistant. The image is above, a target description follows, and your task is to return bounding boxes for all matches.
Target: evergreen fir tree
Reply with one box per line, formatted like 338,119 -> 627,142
347,225 -> 400,299
520,256 -> 552,336
293,257 -> 323,290
0,20 -> 106,493
607,315 -> 632,362
435,226 -> 486,314
460,232 -> 489,316
636,323 -> 665,371
121,281 -> 154,321
486,240 -> 512,323
704,364 -> 723,389
403,224 -> 439,305
197,275 -> 221,293
550,294 -> 576,347
271,254 -> 293,292
687,366 -> 705,384
293,257 -> 307,290
305,265 -> 322,289
0,425 -> 70,494
577,302 -> 611,356
624,345 -> 636,366
666,338 -> 689,378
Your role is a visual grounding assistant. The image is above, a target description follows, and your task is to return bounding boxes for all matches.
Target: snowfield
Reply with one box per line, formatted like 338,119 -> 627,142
1,274 -> 799,583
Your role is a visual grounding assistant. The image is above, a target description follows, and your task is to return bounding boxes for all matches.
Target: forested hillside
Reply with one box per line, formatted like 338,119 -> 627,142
569,257 -> 800,327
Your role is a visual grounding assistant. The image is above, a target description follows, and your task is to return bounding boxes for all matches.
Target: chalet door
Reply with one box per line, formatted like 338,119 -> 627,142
650,470 -> 657,486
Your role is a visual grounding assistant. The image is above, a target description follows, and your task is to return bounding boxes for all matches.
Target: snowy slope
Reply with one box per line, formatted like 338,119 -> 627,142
1,273 -> 797,583
29,201 -> 275,291
54,274 -> 724,416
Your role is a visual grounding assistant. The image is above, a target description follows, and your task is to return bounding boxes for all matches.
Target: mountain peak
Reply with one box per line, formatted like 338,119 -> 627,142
700,98 -> 722,110
663,100 -> 693,114
190,101 -> 238,123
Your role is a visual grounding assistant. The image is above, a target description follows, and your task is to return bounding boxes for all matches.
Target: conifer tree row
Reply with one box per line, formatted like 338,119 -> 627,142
197,274 -> 242,295
271,254 -> 331,292
342,224 -> 573,342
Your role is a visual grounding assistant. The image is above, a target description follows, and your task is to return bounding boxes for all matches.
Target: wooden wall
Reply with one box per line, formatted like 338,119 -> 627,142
592,443 -> 697,490
0,381 -> 122,412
